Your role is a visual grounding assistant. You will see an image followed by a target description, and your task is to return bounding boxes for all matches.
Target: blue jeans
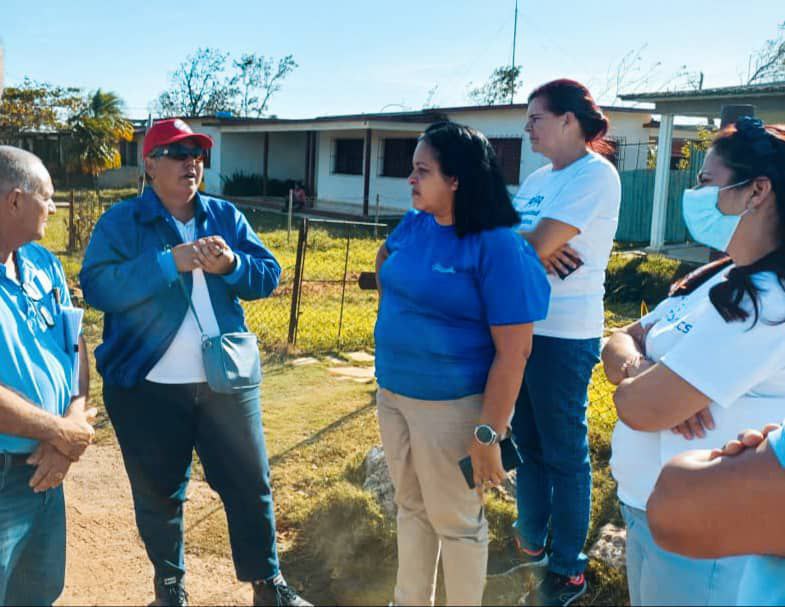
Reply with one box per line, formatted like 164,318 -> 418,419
104,380 -> 280,583
511,334 -> 600,577
621,503 -> 747,605
0,459 -> 66,606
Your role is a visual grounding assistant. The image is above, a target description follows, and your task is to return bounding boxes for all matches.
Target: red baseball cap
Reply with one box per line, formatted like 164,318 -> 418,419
143,118 -> 213,158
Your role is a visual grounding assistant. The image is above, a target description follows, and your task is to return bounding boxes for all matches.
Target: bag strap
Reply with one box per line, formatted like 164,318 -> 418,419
154,221 -> 208,340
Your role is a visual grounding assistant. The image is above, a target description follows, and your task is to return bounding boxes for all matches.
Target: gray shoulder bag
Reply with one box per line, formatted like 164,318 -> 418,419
160,234 -> 262,394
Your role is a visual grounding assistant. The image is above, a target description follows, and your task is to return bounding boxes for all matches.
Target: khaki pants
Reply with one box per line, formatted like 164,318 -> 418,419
377,388 -> 488,607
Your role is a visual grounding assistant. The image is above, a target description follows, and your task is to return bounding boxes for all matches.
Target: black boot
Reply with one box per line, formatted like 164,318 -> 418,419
252,573 -> 311,606
151,576 -> 188,606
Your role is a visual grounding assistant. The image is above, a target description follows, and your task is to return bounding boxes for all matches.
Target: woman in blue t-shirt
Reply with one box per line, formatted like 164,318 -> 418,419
374,121 -> 550,606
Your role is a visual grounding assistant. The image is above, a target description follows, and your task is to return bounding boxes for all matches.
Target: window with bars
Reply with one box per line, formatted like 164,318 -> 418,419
333,138 -> 364,175
381,137 -> 417,178
119,140 -> 138,167
605,136 -> 625,167
489,138 -> 522,185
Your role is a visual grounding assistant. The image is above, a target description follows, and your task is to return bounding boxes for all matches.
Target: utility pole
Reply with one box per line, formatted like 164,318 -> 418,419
510,0 -> 519,104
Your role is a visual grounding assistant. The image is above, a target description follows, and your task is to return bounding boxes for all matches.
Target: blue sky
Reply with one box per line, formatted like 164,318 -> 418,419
1,0 -> 782,119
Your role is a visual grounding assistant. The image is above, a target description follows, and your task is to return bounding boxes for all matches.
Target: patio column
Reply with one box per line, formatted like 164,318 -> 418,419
362,128 -> 372,216
649,113 -> 674,251
262,132 -> 269,197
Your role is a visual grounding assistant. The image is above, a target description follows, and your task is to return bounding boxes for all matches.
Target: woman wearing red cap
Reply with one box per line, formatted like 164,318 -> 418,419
80,119 -> 310,607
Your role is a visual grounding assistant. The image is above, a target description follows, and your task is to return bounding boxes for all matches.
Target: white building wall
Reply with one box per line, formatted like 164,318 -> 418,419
211,107 -> 651,208
219,132 -> 265,184
194,124 -> 223,194
98,131 -> 145,189
98,166 -> 138,188
369,130 -> 417,211
315,129 -> 366,205
607,113 -> 654,172
268,132 -> 306,181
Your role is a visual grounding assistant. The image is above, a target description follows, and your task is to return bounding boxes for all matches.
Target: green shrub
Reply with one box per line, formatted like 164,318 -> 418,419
605,252 -> 696,306
221,172 -> 301,197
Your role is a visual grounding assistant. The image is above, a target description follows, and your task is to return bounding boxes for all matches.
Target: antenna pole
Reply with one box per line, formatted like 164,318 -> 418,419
510,0 -> 519,104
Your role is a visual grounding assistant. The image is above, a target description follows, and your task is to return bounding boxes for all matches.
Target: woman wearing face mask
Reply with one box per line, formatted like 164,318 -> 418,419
374,121 -> 550,606
602,118 -> 785,605
499,79 -> 620,606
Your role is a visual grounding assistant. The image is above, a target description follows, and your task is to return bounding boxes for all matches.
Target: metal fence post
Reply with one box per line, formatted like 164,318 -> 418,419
336,224 -> 351,349
68,189 -> 75,251
374,193 -> 381,238
287,189 -> 294,244
287,218 -> 308,346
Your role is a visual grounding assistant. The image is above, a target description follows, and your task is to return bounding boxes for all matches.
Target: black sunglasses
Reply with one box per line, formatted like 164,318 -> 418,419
150,143 -> 207,161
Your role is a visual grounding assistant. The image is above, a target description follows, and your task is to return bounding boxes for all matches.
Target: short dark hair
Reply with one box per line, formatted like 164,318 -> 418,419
528,79 -> 613,156
419,121 -> 520,237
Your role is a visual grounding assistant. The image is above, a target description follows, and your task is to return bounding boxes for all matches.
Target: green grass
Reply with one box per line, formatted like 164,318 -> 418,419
606,251 -> 696,307
179,358 -> 629,606
53,187 -> 137,204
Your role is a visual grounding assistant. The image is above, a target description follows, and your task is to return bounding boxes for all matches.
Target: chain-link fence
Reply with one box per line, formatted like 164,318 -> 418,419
242,214 -> 389,353
51,197 -> 392,354
293,218 -> 388,351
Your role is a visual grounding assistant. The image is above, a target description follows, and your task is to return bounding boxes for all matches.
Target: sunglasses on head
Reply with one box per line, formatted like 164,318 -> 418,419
149,143 -> 206,161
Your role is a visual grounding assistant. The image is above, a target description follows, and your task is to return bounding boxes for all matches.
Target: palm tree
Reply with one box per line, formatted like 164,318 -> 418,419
68,89 -> 134,193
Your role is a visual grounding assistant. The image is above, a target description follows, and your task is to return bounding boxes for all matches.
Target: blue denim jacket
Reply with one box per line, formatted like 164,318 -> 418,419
79,188 -> 281,388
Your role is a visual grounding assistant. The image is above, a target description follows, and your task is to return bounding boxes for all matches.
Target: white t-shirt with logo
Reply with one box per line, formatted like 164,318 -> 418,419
513,152 -> 621,339
146,218 -> 221,384
611,268 -> 785,510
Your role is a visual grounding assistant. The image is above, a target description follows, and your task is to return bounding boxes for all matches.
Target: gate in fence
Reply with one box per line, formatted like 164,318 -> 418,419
286,217 -> 389,352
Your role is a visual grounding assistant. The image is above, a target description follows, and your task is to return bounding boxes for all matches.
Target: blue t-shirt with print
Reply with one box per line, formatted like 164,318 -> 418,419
736,423 -> 785,606
374,210 -> 550,401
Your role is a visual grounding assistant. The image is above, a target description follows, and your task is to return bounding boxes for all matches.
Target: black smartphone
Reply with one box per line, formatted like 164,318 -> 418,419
458,436 -> 524,490
555,251 -> 584,280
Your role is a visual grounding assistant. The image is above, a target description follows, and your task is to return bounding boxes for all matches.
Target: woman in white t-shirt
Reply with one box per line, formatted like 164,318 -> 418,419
603,118 -> 785,605
503,79 -> 621,605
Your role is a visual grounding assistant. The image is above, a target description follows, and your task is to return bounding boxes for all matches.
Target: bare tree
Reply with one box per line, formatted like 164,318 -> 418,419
592,44 -> 706,105
594,45 -> 663,103
154,47 -> 238,117
422,85 -> 439,109
747,21 -> 785,84
233,54 -> 298,118
467,65 -> 523,106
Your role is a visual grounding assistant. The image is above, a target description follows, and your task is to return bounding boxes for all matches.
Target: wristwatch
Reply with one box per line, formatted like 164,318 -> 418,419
474,424 -> 500,446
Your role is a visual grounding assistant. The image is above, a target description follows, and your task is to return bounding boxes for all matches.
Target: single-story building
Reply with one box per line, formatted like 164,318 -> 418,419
114,103 -> 657,216
7,120 -> 147,190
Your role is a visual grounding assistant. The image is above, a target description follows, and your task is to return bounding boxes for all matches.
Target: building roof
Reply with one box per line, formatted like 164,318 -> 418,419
194,101 -> 650,128
620,81 -> 785,102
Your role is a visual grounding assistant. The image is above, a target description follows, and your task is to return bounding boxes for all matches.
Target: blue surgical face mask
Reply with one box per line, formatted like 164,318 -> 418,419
682,180 -> 750,251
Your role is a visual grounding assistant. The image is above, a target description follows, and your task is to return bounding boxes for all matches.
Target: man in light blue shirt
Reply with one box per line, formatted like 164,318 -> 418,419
0,146 -> 95,606
647,420 -> 785,606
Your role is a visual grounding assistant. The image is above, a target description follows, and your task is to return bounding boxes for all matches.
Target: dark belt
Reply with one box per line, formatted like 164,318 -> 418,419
0,453 -> 32,467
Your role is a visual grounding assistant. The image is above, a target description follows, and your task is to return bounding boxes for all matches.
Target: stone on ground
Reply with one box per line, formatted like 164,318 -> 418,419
587,523 -> 626,569
346,351 -> 375,363
291,356 -> 320,367
328,366 -> 375,382
362,446 -> 396,518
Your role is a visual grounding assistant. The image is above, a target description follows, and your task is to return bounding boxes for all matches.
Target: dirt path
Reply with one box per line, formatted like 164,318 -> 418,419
56,443 -> 253,606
